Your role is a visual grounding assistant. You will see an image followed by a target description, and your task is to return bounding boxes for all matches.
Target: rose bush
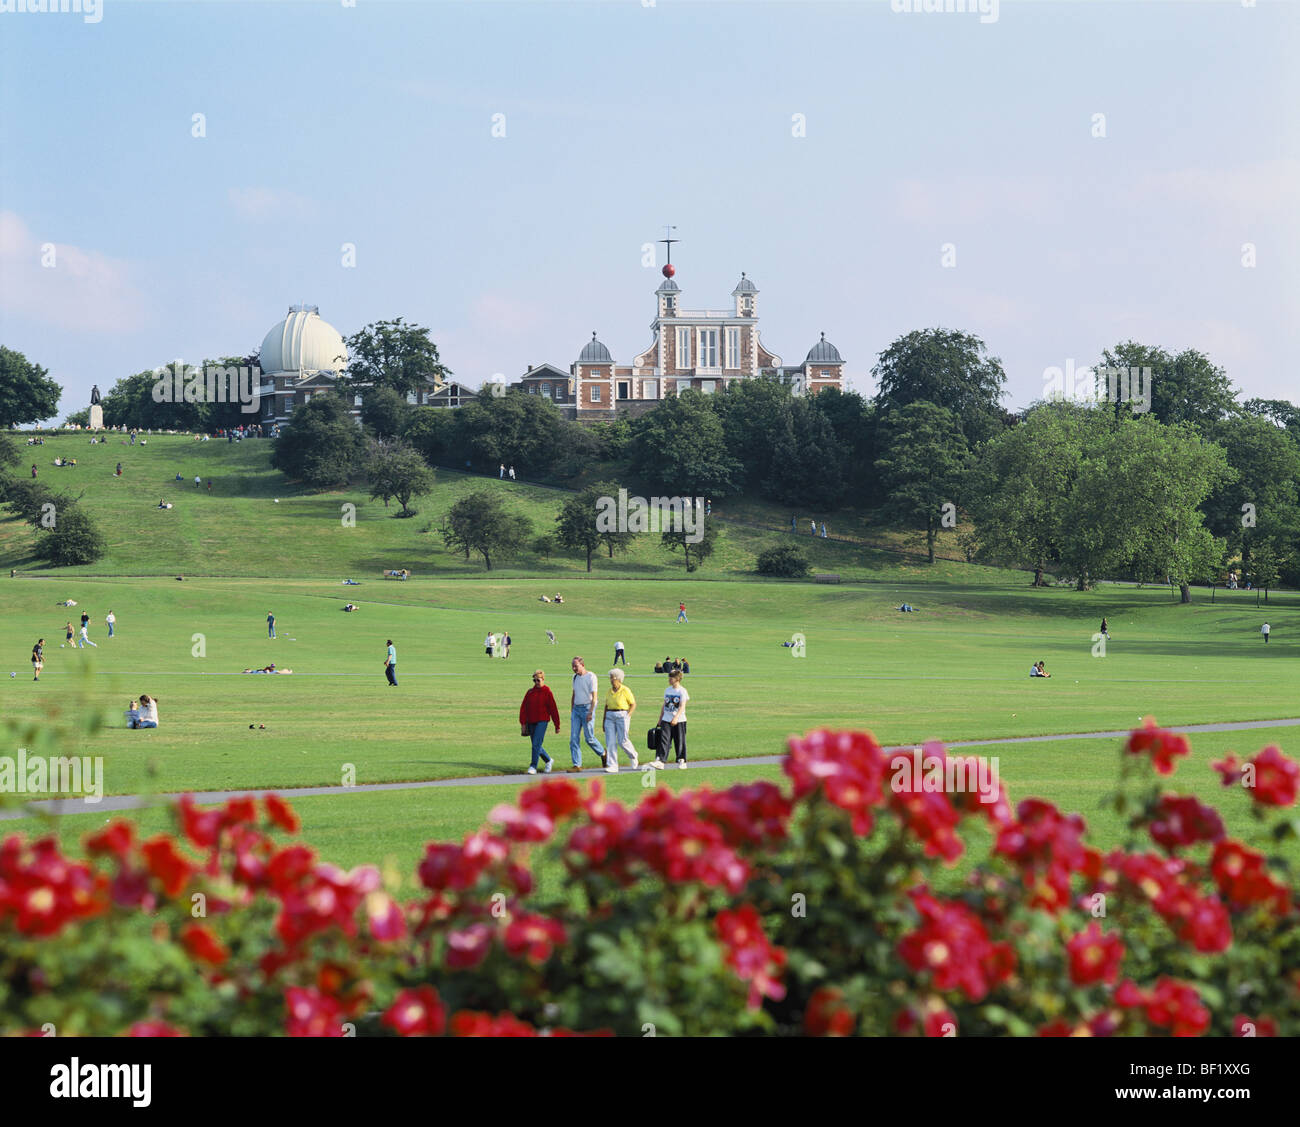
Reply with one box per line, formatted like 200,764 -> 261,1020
1,720 -> 1297,1036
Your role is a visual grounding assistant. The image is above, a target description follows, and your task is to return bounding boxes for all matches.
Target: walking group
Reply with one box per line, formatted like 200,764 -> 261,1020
791,516 -> 829,538
518,655 -> 690,775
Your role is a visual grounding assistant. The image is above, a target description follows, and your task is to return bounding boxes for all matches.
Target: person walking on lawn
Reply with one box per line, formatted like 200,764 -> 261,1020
568,656 -> 607,771
520,669 -> 560,775
601,668 -> 638,774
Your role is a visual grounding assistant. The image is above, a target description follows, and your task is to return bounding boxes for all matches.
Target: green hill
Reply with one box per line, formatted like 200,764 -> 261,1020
2,433 -> 994,581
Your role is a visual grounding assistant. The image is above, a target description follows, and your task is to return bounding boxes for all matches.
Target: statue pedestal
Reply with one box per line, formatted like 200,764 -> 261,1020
89,404 -> 104,430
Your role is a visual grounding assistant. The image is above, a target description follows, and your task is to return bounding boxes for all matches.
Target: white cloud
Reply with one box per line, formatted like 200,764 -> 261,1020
0,210 -> 149,333
227,187 -> 319,222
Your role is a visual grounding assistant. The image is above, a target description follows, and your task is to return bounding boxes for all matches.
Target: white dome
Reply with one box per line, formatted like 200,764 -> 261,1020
260,307 -> 347,375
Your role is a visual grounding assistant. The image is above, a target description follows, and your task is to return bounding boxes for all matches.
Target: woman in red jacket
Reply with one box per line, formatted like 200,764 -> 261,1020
519,668 -> 561,775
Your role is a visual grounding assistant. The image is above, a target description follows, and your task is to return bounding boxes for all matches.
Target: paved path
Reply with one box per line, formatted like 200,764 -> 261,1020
5,717 -> 1298,823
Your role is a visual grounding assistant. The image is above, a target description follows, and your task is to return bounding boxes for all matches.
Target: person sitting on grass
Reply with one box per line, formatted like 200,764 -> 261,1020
126,700 -> 141,728
136,693 -> 159,728
1030,661 -> 1051,678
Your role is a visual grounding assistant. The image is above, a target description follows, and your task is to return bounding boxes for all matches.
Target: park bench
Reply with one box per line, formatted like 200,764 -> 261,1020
815,574 -> 841,584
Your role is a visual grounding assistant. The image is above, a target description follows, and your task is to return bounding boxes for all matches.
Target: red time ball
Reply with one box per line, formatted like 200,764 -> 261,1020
662,263 -> 676,278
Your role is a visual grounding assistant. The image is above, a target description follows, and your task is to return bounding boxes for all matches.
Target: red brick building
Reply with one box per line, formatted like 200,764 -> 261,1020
514,272 -> 845,421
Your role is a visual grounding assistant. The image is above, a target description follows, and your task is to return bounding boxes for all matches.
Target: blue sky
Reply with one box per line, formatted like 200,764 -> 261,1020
2,0 -> 1297,420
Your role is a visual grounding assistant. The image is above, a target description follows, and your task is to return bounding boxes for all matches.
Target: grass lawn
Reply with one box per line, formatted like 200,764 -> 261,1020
3,433 -> 1297,886
1,433 -> 996,581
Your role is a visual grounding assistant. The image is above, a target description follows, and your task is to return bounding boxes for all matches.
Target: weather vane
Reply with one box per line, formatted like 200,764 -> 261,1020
659,225 -> 678,278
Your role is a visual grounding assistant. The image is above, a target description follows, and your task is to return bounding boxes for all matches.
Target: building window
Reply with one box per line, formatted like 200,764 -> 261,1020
664,295 -> 676,315
701,380 -> 716,395
354,394 -> 362,407
699,329 -> 718,369
676,379 -> 691,395
643,380 -> 658,399
542,385 -> 552,399
821,370 -> 831,377
676,327 -> 690,370
406,392 -> 417,404
742,297 -> 753,316
617,381 -> 630,400
726,327 -> 739,368
591,386 -> 601,402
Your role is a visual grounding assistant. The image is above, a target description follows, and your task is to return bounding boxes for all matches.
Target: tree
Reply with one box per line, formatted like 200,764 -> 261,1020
99,369 -> 207,432
761,397 -> 849,508
712,377 -> 794,491
1098,343 -> 1237,430
442,491 -> 531,570
532,532 -> 556,562
1059,418 -> 1230,599
360,386 -> 414,440
64,408 -> 90,428
0,430 -> 19,469
628,390 -> 741,498
1247,542 -> 1284,603
661,515 -> 718,573
555,486 -> 605,573
1243,398 -> 1300,447
270,393 -> 365,489
366,440 -> 434,517
873,402 -> 970,563
967,402 -> 1112,585
1201,414 -> 1300,575
872,329 -> 1007,448
340,318 -> 450,397
809,386 -> 876,496
453,390 -> 565,475
0,347 -> 61,427
37,506 -> 107,566
403,407 -> 457,466
756,544 -> 810,578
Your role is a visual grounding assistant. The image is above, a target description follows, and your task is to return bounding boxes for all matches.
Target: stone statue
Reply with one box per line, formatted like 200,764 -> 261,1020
89,384 -> 103,430
90,384 -> 101,405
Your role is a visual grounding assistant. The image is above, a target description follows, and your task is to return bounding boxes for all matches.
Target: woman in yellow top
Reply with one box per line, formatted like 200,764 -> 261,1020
601,668 -> 638,774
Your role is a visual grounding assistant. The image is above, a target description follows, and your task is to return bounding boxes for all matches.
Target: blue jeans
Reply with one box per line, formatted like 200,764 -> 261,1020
135,719 -> 157,729
569,706 -> 605,766
269,623 -> 276,637
529,722 -> 553,769
107,622 -> 114,636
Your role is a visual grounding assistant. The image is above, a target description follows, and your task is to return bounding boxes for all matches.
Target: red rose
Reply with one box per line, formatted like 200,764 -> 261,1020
264,794 -> 301,833
1247,746 -> 1298,807
805,988 -> 854,1036
1065,922 -> 1124,986
180,923 -> 229,966
382,986 -> 446,1037
142,836 -> 194,897
1126,718 -> 1190,776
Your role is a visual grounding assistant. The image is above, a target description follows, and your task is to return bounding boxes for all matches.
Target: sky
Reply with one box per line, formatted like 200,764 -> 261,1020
1,0 -> 1297,422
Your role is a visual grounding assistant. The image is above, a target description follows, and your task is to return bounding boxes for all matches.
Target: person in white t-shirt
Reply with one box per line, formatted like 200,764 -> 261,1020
613,640 -> 626,667
485,632 -> 495,657
654,669 -> 690,769
568,656 -> 606,771
1262,622 -> 1271,644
